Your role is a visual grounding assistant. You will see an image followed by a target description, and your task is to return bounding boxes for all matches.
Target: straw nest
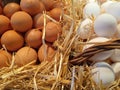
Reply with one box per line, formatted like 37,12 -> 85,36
0,0 -> 120,90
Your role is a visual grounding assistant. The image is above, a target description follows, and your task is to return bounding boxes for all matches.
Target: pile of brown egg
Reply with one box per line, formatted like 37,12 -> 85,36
0,0 -> 63,67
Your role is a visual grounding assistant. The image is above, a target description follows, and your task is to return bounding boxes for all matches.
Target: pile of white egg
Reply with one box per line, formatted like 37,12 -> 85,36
77,0 -> 120,86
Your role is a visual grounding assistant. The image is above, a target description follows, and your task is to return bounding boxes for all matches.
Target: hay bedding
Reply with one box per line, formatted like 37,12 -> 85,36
0,0 -> 120,90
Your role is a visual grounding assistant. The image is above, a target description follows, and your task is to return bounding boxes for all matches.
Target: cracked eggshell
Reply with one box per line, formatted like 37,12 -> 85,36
110,49 -> 120,62
94,13 -> 117,38
77,18 -> 93,39
111,62 -> 120,79
91,62 -> 115,85
83,2 -> 100,18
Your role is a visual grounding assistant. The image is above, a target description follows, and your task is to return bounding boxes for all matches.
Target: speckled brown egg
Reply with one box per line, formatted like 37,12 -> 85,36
34,13 -> 50,30
0,15 -> 11,35
11,11 -> 33,32
20,0 -> 45,15
0,50 -> 12,68
38,44 -> 55,62
3,2 -> 21,18
45,22 -> 62,42
25,29 -> 42,48
1,30 -> 24,51
15,46 -> 37,66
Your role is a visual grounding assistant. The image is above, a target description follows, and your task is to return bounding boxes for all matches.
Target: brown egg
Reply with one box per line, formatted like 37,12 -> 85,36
25,29 -> 42,48
52,1 -> 63,8
41,0 -> 57,11
39,1 -> 46,13
1,30 -> 24,51
0,6 -> 2,14
11,11 -> 33,32
34,13 -> 50,30
15,46 -> 37,66
38,44 -> 55,62
0,0 -> 2,6
0,38 -> 1,48
0,15 -> 11,35
45,22 -> 62,42
50,8 -> 62,21
20,0 -> 45,15
3,3 -> 20,18
0,50 -> 12,68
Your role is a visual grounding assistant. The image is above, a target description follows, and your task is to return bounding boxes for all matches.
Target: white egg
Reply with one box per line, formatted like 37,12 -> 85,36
83,2 -> 100,18
116,24 -> 120,38
110,49 -> 120,62
111,62 -> 120,79
83,37 -> 110,50
77,18 -> 93,39
87,0 -> 96,3
90,50 -> 114,61
94,62 -> 109,66
105,2 -> 120,22
83,37 -> 113,61
93,62 -> 114,72
101,0 -> 116,13
91,62 -> 115,85
94,13 -> 117,38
